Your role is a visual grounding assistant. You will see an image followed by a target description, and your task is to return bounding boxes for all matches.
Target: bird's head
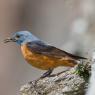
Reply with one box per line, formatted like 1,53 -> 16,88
4,31 -> 39,45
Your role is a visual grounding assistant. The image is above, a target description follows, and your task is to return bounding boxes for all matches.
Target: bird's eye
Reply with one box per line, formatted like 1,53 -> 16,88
16,35 -> 20,38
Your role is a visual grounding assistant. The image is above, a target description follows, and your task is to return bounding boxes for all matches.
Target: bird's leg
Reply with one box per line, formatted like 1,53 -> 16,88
40,68 -> 53,78
29,68 -> 53,86
28,69 -> 53,94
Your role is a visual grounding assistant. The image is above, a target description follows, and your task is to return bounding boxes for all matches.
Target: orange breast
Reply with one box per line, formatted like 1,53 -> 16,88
21,45 -> 76,70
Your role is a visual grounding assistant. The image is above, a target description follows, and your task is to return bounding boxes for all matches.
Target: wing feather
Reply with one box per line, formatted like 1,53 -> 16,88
26,41 -> 86,60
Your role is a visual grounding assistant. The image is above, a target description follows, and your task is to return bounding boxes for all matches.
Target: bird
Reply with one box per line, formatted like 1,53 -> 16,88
4,31 -> 86,78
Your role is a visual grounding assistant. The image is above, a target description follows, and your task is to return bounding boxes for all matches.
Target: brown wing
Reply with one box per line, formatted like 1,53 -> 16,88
26,41 -> 86,60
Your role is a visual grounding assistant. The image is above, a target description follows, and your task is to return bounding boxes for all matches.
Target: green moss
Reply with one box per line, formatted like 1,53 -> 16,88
75,64 -> 90,81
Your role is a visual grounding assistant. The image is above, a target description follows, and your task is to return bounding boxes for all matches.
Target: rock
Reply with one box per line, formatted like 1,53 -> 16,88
20,61 -> 90,95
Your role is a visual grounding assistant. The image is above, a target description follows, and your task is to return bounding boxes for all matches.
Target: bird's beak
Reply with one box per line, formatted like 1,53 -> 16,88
4,37 -> 16,43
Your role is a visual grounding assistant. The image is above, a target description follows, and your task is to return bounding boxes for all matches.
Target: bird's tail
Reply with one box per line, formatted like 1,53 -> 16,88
63,50 -> 87,60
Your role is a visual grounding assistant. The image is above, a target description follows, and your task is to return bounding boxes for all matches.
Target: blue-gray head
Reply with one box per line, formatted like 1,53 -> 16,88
4,31 -> 39,45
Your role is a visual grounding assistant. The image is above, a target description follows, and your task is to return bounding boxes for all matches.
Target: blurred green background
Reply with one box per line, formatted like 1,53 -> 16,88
0,0 -> 95,95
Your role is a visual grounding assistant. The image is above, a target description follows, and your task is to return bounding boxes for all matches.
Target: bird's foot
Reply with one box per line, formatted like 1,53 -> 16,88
40,68 -> 53,78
